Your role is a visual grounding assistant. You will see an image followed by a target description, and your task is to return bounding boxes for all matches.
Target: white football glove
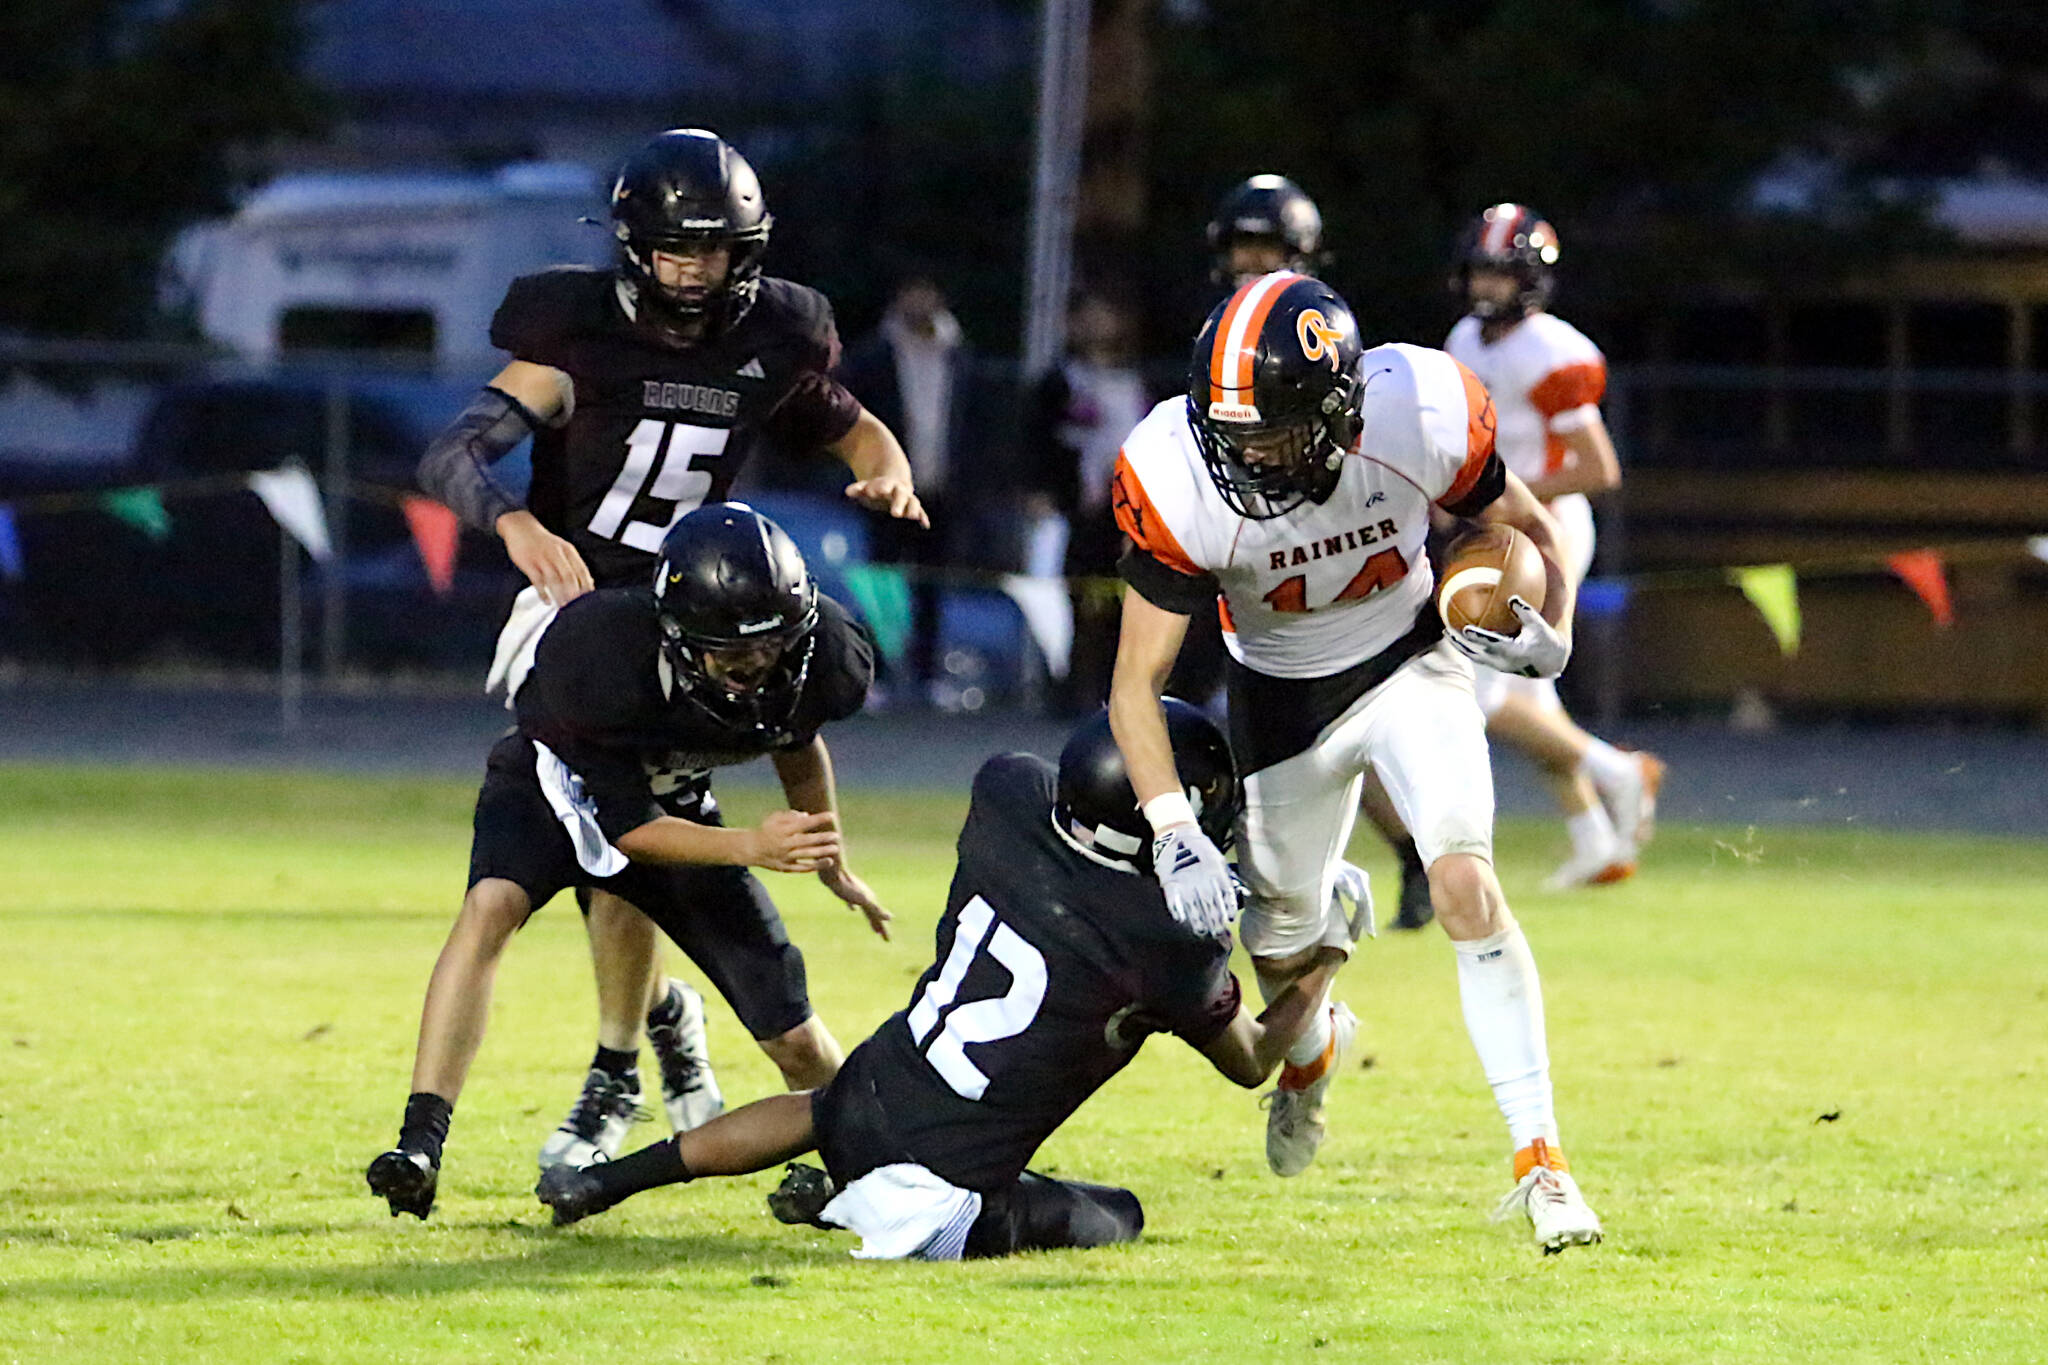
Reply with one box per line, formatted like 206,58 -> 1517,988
1450,596 -> 1572,679
1330,860 -> 1376,942
1151,824 -> 1238,936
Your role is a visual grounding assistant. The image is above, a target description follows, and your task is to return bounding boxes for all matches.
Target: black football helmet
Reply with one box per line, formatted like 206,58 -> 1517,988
1187,272 -> 1366,520
610,128 -> 773,339
653,504 -> 818,738
1054,699 -> 1240,873
1452,202 -> 1560,320
1207,175 -> 1325,285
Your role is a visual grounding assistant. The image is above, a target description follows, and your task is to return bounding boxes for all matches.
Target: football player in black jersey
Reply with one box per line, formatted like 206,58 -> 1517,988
367,506 -> 889,1220
532,702 -> 1357,1260
1208,174 -> 1327,288
416,128 -> 928,1172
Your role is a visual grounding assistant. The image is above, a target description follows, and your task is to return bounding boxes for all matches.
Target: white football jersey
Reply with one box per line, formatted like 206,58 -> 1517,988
1113,342 -> 1498,680
1444,311 -> 1605,486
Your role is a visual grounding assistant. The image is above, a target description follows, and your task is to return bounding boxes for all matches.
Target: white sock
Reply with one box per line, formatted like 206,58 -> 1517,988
1453,927 -> 1558,1151
1566,806 -> 1619,861
1257,969 -> 1333,1070
1578,738 -> 1637,792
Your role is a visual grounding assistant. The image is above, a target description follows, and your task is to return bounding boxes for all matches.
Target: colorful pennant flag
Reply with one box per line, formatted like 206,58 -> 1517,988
999,574 -> 1073,680
841,564 -> 912,665
1729,564 -> 1800,656
402,496 -> 461,596
100,487 -> 171,541
0,504 -> 22,581
246,466 -> 332,561
1885,549 -> 1953,627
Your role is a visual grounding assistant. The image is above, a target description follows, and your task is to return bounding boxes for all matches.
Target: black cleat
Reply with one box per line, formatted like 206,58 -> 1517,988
536,1162 -> 617,1227
1392,849 -> 1434,931
367,1148 -> 439,1220
766,1161 -> 838,1228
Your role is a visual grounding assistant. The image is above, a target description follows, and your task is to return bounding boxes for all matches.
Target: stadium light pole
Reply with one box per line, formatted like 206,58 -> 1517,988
1021,0 -> 1091,380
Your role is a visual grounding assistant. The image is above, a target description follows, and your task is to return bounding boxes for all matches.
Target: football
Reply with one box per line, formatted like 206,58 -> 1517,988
1437,525 -> 1547,635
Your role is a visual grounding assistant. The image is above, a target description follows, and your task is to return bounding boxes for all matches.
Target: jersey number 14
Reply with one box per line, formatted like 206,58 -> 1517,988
905,896 -> 1048,1101
588,419 -> 728,551
1262,547 -> 1408,613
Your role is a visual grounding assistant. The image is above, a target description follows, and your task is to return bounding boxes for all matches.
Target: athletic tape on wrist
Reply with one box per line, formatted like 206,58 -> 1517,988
1143,791 -> 1198,834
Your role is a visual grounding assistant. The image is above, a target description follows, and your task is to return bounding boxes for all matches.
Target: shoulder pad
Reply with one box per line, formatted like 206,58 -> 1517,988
805,596 -> 875,722
526,591 -> 658,729
742,278 -> 841,370
490,268 -> 615,360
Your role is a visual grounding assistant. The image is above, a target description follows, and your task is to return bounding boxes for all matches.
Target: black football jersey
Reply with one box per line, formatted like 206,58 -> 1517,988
513,588 -> 874,841
491,268 -> 863,587
857,754 -> 1242,1191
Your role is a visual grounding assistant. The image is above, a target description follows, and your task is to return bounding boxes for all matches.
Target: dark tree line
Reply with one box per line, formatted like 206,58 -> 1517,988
8,0 -> 2047,355
0,0 -> 323,340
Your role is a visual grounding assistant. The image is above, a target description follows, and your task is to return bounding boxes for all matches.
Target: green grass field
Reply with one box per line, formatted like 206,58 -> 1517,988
3,761 -> 2045,1364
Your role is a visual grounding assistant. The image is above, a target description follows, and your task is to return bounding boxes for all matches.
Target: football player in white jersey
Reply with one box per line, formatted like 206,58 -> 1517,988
1207,175 -> 1439,932
1106,272 -> 1602,1252
1445,204 -> 1665,888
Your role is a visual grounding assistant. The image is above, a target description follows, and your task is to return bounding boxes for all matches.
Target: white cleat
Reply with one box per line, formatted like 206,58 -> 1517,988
1597,751 -> 1666,854
538,1068 -> 649,1172
647,980 -> 725,1133
1492,1165 -> 1604,1254
1541,843 -> 1636,891
1260,1003 -> 1359,1177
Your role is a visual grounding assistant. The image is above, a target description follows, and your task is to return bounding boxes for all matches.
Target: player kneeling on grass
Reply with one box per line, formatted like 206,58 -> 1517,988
368,504 -> 890,1219
536,702 -> 1350,1260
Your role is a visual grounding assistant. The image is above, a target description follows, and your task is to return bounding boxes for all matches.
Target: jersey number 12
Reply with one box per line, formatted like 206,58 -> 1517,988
905,896 -> 1048,1101
588,419 -> 727,551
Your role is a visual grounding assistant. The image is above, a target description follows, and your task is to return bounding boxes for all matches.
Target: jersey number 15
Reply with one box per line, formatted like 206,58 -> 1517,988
588,419 -> 728,551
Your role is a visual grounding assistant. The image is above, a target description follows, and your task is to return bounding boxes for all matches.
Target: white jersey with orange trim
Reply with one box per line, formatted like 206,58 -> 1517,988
1444,311 -> 1605,486
1113,341 -> 1498,680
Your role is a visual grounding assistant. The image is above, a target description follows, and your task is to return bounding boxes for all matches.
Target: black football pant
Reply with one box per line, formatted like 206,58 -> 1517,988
963,1172 -> 1144,1257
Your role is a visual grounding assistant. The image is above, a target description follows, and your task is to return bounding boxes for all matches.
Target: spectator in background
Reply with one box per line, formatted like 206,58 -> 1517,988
1025,290 -> 1154,714
838,276 -> 971,698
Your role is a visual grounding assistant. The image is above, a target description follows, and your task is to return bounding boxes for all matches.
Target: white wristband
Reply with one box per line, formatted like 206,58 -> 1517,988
1143,791 -> 1198,834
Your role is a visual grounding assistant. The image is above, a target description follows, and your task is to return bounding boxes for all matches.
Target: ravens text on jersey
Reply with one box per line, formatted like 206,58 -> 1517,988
495,269 -> 862,586
418,267 -> 862,589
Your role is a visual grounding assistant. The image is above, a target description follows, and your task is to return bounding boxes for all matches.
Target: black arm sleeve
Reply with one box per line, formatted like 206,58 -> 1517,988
1117,544 -> 1221,617
415,386 -> 538,532
1437,451 -> 1508,519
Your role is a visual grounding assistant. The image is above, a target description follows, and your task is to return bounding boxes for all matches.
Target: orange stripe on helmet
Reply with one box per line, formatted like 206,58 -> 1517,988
1208,271 -> 1306,407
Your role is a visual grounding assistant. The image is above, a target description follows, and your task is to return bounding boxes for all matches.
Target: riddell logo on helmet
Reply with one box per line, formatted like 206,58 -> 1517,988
736,617 -> 783,635
1297,309 -> 1344,372
1207,401 -> 1261,423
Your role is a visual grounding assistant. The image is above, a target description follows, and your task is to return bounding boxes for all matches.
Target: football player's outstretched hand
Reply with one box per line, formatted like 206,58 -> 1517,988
1450,596 -> 1571,679
844,475 -> 930,527
499,512 -> 595,606
750,810 -> 841,873
818,861 -> 893,940
1151,825 -> 1238,936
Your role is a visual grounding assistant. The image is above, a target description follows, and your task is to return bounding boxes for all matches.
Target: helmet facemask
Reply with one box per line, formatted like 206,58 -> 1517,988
1453,206 -> 1560,322
619,224 -> 770,340
1189,373 -> 1360,520
659,607 -> 817,739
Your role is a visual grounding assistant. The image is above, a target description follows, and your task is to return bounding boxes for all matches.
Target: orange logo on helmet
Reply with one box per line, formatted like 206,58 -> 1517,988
1298,308 -> 1344,372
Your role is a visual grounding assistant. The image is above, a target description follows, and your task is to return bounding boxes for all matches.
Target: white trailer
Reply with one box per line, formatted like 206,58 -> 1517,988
167,162 -> 611,362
